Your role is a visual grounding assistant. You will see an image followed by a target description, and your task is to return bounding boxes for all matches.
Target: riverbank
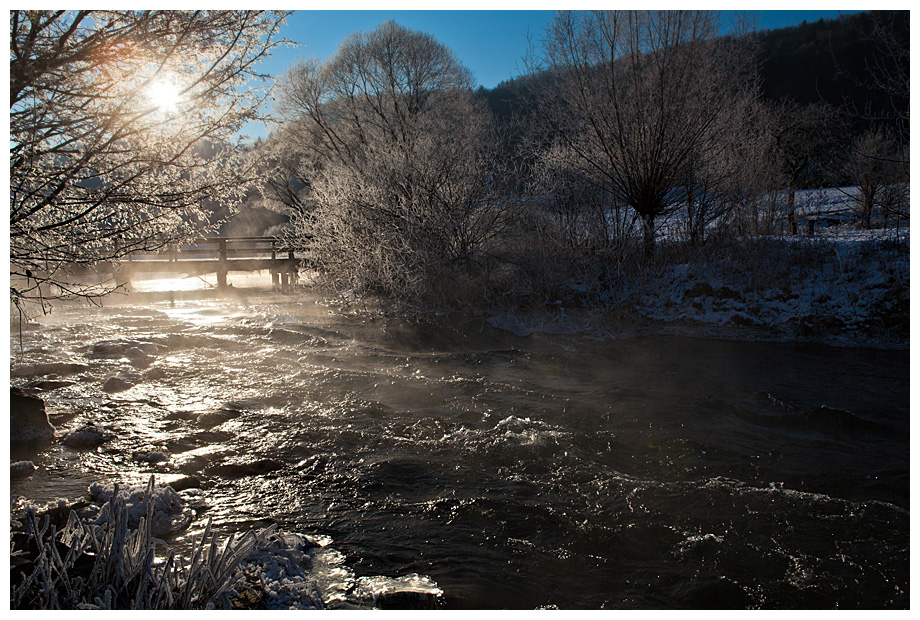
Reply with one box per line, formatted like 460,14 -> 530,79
485,227 -> 909,351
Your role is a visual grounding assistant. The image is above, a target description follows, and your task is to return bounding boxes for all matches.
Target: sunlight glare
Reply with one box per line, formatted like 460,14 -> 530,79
147,79 -> 181,114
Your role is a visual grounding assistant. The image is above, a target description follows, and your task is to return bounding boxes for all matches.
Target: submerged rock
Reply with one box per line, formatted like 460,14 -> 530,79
103,375 -> 136,393
62,424 -> 115,448
89,340 -> 159,359
135,450 -> 170,464
11,362 -> 88,378
23,379 -> 75,392
10,388 -> 55,442
195,408 -> 242,429
373,590 -> 442,610
126,348 -> 154,368
167,475 -> 202,492
10,460 -> 36,478
207,458 -> 285,478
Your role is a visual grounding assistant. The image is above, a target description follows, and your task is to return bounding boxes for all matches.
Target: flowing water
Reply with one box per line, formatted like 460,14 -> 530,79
10,279 -> 909,609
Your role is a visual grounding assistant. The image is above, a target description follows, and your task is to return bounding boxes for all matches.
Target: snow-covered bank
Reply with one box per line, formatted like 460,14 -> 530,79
489,224 -> 909,349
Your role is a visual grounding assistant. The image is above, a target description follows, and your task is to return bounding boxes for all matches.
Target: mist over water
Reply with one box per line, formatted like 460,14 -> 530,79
10,280 -> 909,609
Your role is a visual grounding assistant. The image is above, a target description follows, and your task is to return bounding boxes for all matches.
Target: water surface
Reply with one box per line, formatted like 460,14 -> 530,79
10,286 -> 909,608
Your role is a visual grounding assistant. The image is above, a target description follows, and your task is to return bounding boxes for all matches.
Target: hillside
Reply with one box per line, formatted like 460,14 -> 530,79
479,10 -> 908,146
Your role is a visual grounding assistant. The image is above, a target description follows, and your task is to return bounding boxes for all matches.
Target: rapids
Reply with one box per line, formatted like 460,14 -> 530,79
9,279 -> 909,609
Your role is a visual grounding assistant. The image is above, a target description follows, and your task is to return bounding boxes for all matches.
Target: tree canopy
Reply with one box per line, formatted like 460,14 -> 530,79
10,10 -> 290,306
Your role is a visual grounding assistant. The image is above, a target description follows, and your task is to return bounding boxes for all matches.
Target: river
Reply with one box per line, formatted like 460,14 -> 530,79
9,279 -> 909,609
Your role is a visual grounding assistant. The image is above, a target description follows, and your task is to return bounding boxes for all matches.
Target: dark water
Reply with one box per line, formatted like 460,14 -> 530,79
10,289 -> 910,609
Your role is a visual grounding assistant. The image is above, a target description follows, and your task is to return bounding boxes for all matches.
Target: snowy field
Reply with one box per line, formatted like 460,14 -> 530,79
492,187 -> 909,348
644,188 -> 908,347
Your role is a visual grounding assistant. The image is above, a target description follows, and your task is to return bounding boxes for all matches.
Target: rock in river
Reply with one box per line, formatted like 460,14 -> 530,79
62,424 -> 115,448
10,388 -> 54,442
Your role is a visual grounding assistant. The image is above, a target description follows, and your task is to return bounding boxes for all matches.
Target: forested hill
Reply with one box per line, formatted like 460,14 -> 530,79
479,10 -> 908,136
756,11 -> 908,127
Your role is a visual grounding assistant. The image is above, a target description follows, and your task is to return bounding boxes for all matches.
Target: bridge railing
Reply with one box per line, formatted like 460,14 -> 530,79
127,236 -> 303,262
120,236 -> 309,290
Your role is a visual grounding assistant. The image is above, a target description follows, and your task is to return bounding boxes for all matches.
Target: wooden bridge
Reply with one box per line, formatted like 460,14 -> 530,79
116,236 -> 303,291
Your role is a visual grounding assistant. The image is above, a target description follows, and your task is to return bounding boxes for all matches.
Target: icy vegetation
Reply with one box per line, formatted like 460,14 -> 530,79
10,476 -> 443,610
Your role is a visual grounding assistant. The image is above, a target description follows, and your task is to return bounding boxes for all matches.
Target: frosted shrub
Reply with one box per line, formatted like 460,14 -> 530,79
276,22 -> 508,313
11,476 -> 273,610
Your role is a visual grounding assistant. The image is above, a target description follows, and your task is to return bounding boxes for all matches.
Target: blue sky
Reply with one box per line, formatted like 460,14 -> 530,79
244,9 -> 863,138
263,10 -> 861,88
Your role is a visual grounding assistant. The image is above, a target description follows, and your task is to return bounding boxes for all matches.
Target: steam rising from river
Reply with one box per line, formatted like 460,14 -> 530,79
10,279 -> 909,608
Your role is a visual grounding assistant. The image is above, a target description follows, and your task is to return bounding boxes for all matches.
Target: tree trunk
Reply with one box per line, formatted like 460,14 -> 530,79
786,187 -> 797,235
686,185 -> 698,245
642,212 -> 656,259
861,186 -> 876,229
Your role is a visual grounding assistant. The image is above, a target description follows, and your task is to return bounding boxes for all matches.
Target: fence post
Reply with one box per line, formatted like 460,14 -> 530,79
217,239 -> 228,288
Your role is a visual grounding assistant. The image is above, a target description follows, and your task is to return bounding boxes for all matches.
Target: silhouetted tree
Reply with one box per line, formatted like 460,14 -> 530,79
765,100 -> 840,234
840,126 -> 906,229
528,10 -> 755,256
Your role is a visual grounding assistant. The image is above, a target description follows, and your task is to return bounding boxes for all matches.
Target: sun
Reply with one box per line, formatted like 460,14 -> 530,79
147,79 -> 181,114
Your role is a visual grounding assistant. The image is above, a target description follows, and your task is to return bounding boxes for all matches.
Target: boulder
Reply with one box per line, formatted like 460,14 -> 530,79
10,388 -> 54,442
683,282 -> 715,299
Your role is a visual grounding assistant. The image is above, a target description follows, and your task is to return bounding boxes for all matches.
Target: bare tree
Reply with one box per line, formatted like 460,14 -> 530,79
840,126 -> 906,229
275,21 -> 505,309
529,10 -> 755,257
765,100 -> 839,234
10,10 -> 290,309
246,126 -> 320,228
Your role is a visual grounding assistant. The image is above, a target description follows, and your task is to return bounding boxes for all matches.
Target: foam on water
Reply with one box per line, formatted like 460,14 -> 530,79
10,286 -> 909,608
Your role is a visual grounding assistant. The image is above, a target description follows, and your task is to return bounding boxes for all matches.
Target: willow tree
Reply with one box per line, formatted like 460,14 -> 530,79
275,21 -> 505,309
10,10 -> 289,307
531,10 -> 754,256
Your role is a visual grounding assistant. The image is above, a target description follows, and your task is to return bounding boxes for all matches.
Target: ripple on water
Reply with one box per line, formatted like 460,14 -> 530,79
9,293 -> 909,609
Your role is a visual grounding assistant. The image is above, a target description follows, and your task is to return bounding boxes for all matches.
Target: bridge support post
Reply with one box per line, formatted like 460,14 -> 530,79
270,241 -> 281,291
217,239 -> 228,288
114,263 -> 131,290
286,250 -> 297,293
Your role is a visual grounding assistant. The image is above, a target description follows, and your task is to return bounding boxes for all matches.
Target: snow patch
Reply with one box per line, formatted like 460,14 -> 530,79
87,480 -> 192,535
239,531 -> 442,609
10,460 -> 36,477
